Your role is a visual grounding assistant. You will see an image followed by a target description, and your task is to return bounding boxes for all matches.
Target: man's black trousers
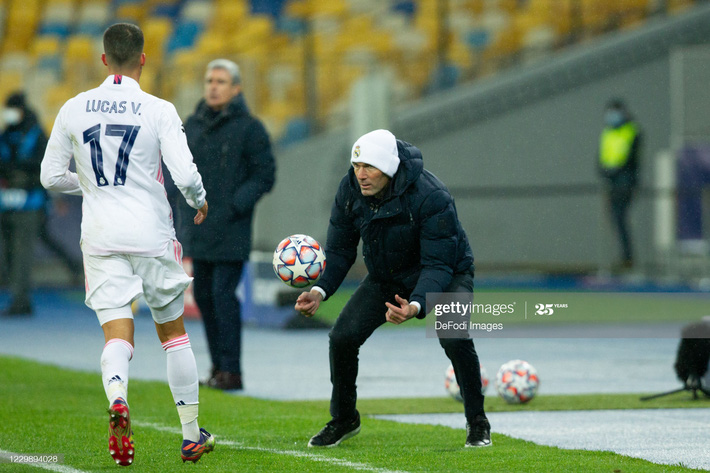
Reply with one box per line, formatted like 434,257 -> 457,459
328,267 -> 484,423
192,260 -> 244,376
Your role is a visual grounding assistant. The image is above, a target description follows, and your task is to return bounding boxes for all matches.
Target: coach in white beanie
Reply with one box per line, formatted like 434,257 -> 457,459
350,129 -> 400,177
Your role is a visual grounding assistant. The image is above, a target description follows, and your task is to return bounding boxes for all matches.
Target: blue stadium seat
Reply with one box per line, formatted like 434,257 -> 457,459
425,63 -> 461,94
250,0 -> 287,18
279,117 -> 311,147
151,3 -> 181,19
165,21 -> 204,54
38,24 -> 71,39
466,29 -> 491,50
392,0 -> 416,17
276,16 -> 307,36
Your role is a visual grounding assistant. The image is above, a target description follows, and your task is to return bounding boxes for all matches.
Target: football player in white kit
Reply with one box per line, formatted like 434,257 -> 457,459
40,23 -> 213,466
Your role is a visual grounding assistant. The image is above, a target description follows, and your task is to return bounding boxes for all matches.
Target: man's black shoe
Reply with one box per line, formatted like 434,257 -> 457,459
308,412 -> 361,447
465,415 -> 491,447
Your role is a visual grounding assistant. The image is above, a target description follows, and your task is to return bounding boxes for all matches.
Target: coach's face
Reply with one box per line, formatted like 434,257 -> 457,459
352,162 -> 391,198
205,68 -> 240,111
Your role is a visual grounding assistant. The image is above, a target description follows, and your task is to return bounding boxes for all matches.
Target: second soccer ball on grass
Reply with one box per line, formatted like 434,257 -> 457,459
445,363 -> 489,402
495,359 -> 539,404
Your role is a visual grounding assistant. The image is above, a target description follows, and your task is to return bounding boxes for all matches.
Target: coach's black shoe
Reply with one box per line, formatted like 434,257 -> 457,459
308,412 -> 361,447
465,415 -> 492,447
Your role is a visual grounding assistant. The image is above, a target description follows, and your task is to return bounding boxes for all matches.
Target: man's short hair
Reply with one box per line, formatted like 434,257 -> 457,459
103,23 -> 144,68
206,59 -> 241,85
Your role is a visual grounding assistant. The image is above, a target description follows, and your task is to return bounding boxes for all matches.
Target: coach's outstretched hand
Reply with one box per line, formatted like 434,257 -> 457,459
385,294 -> 417,325
194,200 -> 208,225
295,290 -> 323,317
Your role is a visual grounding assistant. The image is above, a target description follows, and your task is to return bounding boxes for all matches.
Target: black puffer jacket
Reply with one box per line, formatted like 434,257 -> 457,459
178,94 -> 275,261
316,140 -> 474,316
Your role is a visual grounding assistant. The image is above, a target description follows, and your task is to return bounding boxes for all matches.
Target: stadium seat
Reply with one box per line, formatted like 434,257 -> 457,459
142,17 -> 173,65
77,2 -> 111,37
3,3 -> 41,53
250,0 -> 287,17
32,36 -> 62,73
116,2 -> 148,23
38,1 -> 74,39
211,1 -> 248,34
165,21 -> 204,54
196,33 -> 229,57
0,52 -> 31,75
0,71 -> 24,102
151,2 -> 181,19
182,0 -> 214,25
279,116 -> 311,146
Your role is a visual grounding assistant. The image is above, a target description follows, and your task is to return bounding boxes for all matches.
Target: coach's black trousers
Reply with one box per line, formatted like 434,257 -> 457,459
329,267 -> 485,423
192,260 -> 244,375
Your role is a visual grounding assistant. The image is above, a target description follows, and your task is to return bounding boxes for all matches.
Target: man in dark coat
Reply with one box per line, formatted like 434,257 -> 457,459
179,59 -> 276,390
0,92 -> 48,315
295,129 -> 490,448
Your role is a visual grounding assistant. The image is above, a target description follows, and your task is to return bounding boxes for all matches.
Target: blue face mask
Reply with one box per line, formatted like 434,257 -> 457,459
604,110 -> 625,128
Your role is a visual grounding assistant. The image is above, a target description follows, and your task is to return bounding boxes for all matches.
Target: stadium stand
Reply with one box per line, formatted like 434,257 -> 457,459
0,0 -> 704,145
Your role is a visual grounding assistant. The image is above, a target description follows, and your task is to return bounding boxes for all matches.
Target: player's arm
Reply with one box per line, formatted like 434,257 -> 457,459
40,105 -> 81,196
158,103 -> 207,217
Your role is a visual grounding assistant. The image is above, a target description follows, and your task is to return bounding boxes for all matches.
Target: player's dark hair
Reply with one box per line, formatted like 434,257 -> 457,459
103,23 -> 144,68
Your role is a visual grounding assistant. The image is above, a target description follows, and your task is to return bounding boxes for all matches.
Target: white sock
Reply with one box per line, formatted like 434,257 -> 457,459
162,334 -> 200,441
101,339 -> 133,406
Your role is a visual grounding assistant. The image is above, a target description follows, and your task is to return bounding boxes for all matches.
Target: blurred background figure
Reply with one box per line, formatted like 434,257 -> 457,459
0,92 -> 47,315
38,193 -> 84,286
178,59 -> 276,390
597,99 -> 641,272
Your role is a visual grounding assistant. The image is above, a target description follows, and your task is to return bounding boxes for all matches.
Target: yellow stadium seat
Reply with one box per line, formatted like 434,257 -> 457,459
311,0 -> 348,17
32,36 -> 61,60
196,34 -> 230,57
44,83 -> 75,109
116,3 -> 147,23
228,15 -> 275,54
65,35 -> 95,63
143,18 -> 173,65
0,71 -> 23,99
212,1 -> 248,34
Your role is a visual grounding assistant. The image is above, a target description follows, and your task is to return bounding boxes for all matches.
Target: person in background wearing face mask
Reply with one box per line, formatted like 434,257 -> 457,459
0,92 -> 48,316
598,98 -> 641,271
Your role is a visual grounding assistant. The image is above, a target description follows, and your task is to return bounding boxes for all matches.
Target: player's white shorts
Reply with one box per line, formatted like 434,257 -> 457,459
84,240 -> 192,326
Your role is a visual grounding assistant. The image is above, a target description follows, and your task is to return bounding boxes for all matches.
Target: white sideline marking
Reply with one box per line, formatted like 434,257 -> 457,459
0,449 -> 88,473
136,421 -> 410,473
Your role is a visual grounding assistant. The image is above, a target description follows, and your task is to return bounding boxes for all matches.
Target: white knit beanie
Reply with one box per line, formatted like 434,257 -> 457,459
350,129 -> 400,177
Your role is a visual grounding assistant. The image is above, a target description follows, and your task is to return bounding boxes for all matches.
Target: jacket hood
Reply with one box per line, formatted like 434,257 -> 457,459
391,139 -> 423,195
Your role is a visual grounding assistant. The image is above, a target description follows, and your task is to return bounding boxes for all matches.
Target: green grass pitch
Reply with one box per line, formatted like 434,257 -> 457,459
0,356 -> 704,472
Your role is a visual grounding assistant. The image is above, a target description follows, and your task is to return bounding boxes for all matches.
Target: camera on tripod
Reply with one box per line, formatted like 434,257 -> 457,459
641,317 -> 710,401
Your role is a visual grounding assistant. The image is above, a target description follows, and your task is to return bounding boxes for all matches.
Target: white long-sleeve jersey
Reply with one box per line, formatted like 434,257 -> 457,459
41,75 -> 206,256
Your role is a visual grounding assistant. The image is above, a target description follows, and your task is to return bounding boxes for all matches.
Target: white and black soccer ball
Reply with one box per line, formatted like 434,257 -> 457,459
495,359 -> 539,404
273,234 -> 326,288
444,364 -> 489,402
